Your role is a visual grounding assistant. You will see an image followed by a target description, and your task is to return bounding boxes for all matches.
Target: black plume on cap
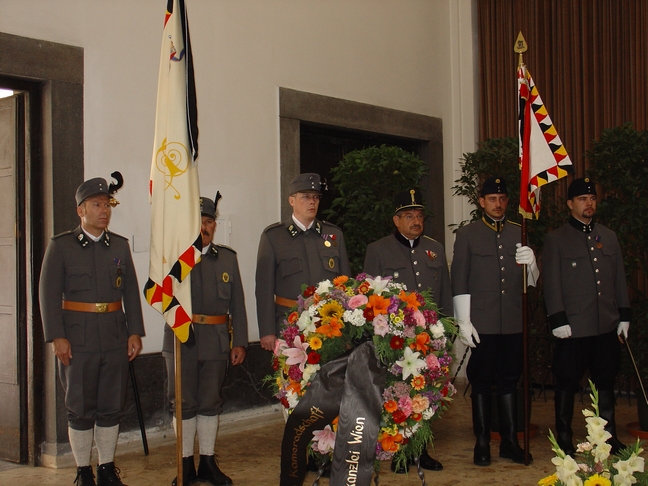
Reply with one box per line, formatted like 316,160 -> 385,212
109,171 -> 123,194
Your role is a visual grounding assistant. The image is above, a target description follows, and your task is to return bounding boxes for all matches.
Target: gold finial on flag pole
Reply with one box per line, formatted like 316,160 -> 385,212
514,31 -> 528,67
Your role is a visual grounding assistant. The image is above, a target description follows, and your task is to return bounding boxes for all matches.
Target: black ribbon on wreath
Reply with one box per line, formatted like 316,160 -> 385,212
279,341 -> 386,486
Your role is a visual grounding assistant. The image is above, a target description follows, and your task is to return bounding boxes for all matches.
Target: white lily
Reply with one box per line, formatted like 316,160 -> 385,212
366,275 -> 390,295
395,346 -> 426,379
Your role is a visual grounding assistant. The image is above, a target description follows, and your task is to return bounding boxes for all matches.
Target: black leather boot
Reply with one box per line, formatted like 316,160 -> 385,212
498,393 -> 532,464
172,456 -> 197,486
197,455 -> 233,486
74,466 -> 96,486
96,462 -> 126,486
598,389 -> 627,454
472,393 -> 491,466
554,390 -> 576,456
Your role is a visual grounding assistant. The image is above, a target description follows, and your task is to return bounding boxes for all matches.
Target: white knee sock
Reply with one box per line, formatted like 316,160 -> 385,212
68,427 -> 94,468
173,416 -> 197,458
94,424 -> 119,465
196,415 -> 219,456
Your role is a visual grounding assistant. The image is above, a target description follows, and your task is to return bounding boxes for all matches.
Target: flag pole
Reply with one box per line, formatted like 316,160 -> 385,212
175,336 -> 184,486
514,31 -> 531,466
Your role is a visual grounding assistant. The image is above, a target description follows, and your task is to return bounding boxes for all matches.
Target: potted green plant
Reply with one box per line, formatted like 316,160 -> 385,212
323,144 -> 427,275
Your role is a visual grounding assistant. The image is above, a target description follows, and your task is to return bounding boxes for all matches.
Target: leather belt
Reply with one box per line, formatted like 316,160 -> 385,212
62,300 -> 122,313
274,295 -> 297,308
192,314 -> 228,325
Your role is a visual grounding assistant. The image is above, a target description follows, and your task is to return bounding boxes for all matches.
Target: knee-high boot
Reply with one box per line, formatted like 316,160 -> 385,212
598,389 -> 626,454
498,393 -> 532,464
554,390 -> 575,456
472,394 -> 491,466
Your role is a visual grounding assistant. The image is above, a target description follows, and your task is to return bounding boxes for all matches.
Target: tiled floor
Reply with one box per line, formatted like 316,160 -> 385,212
1,384 -> 643,485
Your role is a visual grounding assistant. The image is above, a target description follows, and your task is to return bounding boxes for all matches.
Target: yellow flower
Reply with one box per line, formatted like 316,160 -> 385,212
309,336 -> 323,350
537,473 -> 558,486
319,301 -> 344,323
584,474 -> 611,486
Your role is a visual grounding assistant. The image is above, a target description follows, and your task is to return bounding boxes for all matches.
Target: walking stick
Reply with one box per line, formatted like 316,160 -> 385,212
175,335 -> 184,486
129,361 -> 149,455
622,336 -> 648,406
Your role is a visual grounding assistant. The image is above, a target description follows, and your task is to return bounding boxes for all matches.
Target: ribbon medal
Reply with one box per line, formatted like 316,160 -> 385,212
322,234 -> 337,247
595,235 -> 603,249
426,250 -> 437,261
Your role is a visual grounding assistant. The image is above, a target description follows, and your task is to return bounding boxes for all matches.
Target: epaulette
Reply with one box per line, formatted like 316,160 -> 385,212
321,220 -> 342,231
216,244 -> 237,255
422,235 -> 439,243
508,220 -> 521,227
263,222 -> 284,233
107,231 -> 129,240
51,230 -> 74,240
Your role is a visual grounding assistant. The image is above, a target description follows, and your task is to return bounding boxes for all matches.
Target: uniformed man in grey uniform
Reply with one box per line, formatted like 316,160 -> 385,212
255,173 -> 351,352
451,177 -> 538,466
543,177 -> 630,456
39,175 -> 145,486
363,188 -> 450,473
163,193 -> 248,486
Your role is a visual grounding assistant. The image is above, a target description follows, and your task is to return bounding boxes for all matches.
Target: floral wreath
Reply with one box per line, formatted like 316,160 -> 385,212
269,274 -> 457,468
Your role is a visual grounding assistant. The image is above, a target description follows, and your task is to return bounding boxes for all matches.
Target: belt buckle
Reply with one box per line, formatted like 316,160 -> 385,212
197,314 -> 207,324
95,303 -> 108,313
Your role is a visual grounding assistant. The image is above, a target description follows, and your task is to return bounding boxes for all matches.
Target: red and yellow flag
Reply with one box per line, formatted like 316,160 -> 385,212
144,0 -> 201,342
518,64 -> 573,219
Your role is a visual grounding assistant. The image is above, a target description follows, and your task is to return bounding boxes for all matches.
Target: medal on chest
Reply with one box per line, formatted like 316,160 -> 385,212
114,258 -> 122,287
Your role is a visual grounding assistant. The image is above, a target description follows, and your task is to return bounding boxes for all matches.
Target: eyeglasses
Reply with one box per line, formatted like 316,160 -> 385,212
296,194 -> 322,201
400,214 -> 425,221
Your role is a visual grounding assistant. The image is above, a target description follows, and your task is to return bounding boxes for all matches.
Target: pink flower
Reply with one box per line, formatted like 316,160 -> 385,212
413,310 -> 426,328
411,395 -> 430,414
425,353 -> 440,370
312,425 -> 336,454
398,395 -> 413,417
372,314 -> 389,336
282,336 -> 309,371
348,294 -> 368,309
274,338 -> 288,357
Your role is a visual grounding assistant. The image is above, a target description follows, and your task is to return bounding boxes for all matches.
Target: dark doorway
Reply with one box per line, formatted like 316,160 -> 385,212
300,123 -> 422,222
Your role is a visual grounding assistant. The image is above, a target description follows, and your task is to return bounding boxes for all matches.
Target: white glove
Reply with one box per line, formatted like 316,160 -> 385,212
617,321 -> 629,339
453,294 -> 480,348
516,243 -> 539,287
552,325 -> 572,339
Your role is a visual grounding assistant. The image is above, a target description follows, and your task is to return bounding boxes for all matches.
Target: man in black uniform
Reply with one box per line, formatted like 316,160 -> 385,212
363,188 -> 450,473
255,173 -> 351,352
163,193 -> 248,486
451,177 -> 538,466
39,175 -> 145,486
543,177 -> 630,456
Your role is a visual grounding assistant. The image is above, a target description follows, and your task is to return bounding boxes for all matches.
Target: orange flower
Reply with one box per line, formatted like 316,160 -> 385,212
316,317 -> 344,338
399,289 -> 421,309
410,332 -> 431,354
286,381 -> 301,395
411,375 -> 426,391
333,275 -> 349,287
378,431 -> 403,453
367,294 -> 390,315
410,412 -> 423,422
287,311 -> 299,324
384,400 -> 398,413
357,281 -> 370,294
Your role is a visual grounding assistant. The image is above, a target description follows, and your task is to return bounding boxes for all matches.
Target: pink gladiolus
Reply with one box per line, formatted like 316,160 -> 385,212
372,314 -> 389,336
413,310 -> 426,328
426,353 -> 440,370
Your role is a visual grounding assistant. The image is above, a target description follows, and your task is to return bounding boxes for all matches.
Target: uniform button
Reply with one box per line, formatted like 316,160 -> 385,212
594,258 -> 598,261
588,236 -> 591,240
497,234 -> 501,238
500,255 -> 504,260
590,247 -> 594,251
597,281 -> 601,284
416,272 -> 420,276
499,245 -> 503,249
595,269 -> 599,273
501,290 -> 505,294
501,267 -> 505,271
413,261 -> 418,265
411,249 -> 415,254
598,292 -> 602,296
501,278 -> 505,283
418,283 -> 422,287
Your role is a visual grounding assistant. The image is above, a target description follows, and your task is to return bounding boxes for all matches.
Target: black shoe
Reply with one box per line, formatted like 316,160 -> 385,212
172,456 -> 197,486
390,457 -> 408,474
608,436 -> 627,455
197,455 -> 233,486
96,462 -> 126,486
74,466 -> 96,486
417,449 -> 443,471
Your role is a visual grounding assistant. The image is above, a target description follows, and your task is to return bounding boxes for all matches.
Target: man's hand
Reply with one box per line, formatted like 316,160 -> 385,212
552,325 -> 572,339
53,338 -> 73,365
260,334 -> 276,352
128,335 -> 143,361
617,321 -> 630,343
230,346 -> 246,366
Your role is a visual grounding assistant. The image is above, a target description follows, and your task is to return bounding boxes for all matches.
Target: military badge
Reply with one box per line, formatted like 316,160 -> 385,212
426,250 -> 437,261
222,272 -> 230,283
328,258 -> 335,269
